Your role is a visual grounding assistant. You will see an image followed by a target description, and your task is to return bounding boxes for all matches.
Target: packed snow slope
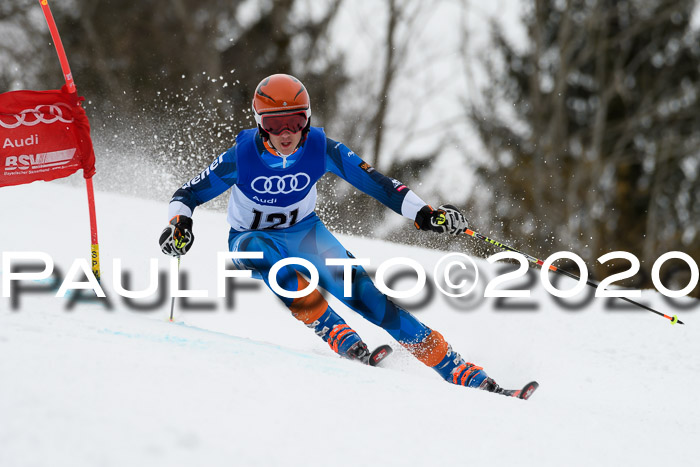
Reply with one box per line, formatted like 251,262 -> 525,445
2,181 -> 699,467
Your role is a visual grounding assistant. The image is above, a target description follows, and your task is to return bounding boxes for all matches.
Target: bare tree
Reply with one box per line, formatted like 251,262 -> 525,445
467,0 -> 700,293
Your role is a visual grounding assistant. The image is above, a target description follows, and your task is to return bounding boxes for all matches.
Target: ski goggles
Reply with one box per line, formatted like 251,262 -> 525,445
260,111 -> 308,135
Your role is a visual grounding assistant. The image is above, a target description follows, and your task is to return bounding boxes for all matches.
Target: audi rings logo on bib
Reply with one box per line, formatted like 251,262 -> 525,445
251,173 -> 311,194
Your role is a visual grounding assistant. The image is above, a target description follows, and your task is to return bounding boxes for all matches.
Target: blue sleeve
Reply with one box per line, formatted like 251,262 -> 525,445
170,144 -> 238,213
324,138 -> 410,216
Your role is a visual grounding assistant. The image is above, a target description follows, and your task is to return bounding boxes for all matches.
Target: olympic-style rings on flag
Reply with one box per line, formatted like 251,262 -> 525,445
0,103 -> 74,129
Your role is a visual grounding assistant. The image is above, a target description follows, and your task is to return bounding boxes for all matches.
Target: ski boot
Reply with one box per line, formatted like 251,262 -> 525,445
451,362 -> 490,389
347,341 -> 371,363
327,324 -> 364,358
327,324 -> 393,366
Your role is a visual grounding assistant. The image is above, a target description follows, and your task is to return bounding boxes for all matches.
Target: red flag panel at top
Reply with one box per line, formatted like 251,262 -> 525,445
0,85 -> 96,187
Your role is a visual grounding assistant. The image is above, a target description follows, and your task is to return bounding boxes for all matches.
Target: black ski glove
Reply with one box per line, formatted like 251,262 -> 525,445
414,204 -> 468,236
159,215 -> 195,256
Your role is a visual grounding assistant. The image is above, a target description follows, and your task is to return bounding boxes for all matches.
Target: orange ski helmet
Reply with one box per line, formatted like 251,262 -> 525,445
252,74 -> 311,137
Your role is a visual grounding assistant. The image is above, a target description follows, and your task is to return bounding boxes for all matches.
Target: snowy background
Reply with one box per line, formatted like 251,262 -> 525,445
2,181 -> 699,467
1,0 -> 527,212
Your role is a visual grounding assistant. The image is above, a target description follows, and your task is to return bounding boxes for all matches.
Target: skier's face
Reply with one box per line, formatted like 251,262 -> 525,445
269,129 -> 302,156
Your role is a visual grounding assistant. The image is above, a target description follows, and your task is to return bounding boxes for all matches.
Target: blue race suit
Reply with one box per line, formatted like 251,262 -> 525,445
167,126 -> 489,388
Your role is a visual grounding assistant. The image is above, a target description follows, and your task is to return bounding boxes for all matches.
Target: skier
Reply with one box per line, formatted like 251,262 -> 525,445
159,74 -> 500,393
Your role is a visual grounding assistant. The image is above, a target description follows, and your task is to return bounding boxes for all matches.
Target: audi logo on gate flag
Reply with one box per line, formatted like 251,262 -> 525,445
0,103 -> 74,129
0,87 -> 95,187
251,173 -> 312,194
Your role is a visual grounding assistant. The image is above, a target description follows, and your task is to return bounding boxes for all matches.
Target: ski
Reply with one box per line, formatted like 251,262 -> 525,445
495,381 -> 539,400
367,344 -> 393,367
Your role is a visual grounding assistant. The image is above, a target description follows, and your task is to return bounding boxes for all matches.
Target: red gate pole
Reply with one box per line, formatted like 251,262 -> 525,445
38,0 -> 101,282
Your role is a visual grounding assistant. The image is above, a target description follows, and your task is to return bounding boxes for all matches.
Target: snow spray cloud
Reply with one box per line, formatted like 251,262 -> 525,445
1,250 -> 699,313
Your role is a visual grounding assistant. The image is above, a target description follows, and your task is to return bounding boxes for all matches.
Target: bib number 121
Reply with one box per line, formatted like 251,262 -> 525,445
250,208 -> 299,229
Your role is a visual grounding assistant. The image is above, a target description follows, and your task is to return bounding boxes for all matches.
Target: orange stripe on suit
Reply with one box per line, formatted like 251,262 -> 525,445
400,330 -> 449,367
289,272 -> 328,324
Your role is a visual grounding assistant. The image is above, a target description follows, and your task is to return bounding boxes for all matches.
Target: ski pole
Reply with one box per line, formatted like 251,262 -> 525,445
462,228 -> 684,325
169,255 -> 180,322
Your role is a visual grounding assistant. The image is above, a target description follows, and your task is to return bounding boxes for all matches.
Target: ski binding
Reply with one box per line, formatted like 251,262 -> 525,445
496,381 -> 539,400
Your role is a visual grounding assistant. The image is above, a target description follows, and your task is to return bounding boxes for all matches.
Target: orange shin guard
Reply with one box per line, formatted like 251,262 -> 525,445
400,330 -> 449,368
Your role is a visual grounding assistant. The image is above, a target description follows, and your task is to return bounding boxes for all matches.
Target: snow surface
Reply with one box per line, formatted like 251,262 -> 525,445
2,180 -> 700,467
